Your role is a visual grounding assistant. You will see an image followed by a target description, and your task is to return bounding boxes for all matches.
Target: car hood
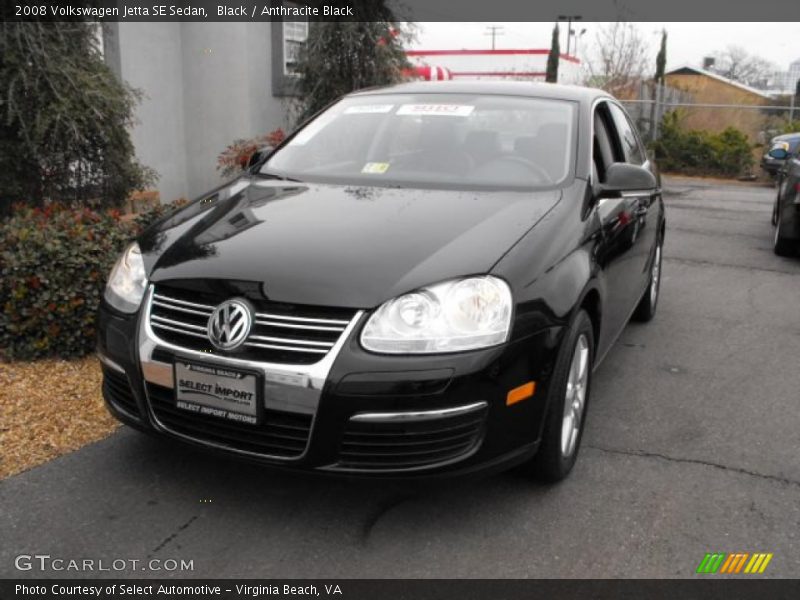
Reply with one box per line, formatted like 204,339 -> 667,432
140,179 -> 561,308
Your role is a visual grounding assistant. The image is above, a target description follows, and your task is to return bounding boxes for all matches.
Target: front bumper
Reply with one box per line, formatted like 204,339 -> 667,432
97,287 -> 563,477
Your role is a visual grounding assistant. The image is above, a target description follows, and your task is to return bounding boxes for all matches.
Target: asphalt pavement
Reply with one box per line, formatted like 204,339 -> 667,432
2,177 -> 800,579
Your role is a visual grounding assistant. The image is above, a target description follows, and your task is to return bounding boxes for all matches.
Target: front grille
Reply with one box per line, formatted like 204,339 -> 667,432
147,383 -> 312,458
149,284 -> 355,365
338,407 -> 487,470
102,367 -> 139,416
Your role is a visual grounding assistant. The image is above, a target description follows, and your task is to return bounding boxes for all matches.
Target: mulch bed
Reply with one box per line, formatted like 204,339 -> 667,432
0,357 -> 119,479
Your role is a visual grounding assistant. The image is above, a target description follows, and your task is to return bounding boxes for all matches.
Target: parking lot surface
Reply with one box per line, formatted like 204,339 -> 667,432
2,177 -> 799,578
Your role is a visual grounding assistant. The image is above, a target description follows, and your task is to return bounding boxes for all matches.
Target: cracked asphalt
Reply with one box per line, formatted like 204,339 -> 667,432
2,177 -> 799,579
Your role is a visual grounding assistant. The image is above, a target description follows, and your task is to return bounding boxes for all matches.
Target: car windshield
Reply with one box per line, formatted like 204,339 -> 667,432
262,93 -> 577,190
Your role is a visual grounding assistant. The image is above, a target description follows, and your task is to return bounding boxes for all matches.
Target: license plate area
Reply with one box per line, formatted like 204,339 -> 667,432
173,359 -> 261,425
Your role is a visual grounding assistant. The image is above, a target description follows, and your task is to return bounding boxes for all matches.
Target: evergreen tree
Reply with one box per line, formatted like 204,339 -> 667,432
291,2 -> 410,123
655,29 -> 667,85
0,21 -> 153,212
545,24 -> 560,83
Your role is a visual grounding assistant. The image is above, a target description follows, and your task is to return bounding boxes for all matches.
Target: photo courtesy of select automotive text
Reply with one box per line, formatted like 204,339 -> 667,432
2,0 -> 800,597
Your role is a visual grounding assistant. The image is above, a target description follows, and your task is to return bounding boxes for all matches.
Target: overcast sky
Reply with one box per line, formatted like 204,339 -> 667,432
410,23 -> 800,72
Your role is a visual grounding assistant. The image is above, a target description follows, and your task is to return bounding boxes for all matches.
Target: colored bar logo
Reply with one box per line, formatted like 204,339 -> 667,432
696,553 -> 773,574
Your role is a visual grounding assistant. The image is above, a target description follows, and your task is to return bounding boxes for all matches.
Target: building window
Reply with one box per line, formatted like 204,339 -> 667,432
271,1 -> 310,96
282,13 -> 308,76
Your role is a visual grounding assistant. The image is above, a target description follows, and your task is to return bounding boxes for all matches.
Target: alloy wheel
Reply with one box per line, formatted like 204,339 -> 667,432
650,244 -> 662,307
561,333 -> 589,457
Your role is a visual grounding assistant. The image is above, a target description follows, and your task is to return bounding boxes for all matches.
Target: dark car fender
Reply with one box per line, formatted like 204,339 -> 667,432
491,181 -> 604,435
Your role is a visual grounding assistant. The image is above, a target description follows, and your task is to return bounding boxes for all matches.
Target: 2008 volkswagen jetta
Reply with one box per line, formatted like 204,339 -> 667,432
97,82 -> 665,481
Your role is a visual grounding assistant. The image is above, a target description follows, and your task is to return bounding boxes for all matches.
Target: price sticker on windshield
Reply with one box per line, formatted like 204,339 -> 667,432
397,104 -> 475,117
344,104 -> 395,114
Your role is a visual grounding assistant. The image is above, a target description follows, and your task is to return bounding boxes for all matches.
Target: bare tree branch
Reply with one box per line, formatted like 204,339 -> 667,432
583,23 -> 650,97
710,46 -> 777,88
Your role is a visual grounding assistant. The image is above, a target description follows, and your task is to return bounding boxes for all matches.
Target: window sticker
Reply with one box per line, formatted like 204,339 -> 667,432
344,104 -> 395,114
361,162 -> 390,174
396,104 -> 475,117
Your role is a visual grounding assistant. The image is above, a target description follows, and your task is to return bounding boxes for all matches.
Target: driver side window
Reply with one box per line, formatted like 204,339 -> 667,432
592,104 -> 618,185
607,103 -> 646,165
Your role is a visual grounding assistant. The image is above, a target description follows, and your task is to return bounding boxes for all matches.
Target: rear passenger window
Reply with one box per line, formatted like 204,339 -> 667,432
607,104 -> 646,165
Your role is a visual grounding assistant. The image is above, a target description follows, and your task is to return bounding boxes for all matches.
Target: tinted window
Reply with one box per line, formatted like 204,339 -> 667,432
263,93 -> 577,190
607,103 -> 645,165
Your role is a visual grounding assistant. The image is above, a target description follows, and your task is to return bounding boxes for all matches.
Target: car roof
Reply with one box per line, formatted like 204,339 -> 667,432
349,80 -> 613,105
773,132 -> 800,142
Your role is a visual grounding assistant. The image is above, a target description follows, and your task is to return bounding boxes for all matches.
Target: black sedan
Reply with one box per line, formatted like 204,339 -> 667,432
97,82 -> 665,481
770,142 -> 800,256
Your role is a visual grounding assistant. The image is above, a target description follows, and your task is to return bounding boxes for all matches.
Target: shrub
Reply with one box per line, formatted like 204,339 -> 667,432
217,129 -> 286,178
779,121 -> 800,135
653,111 -> 754,177
0,200 -> 184,361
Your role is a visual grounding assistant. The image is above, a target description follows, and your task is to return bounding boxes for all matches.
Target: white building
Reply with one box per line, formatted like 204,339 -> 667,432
772,58 -> 800,94
103,21 -> 300,203
787,58 -> 800,92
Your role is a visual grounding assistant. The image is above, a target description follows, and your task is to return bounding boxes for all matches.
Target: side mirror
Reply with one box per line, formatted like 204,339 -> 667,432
247,146 -> 273,170
768,147 -> 790,160
598,163 -> 657,198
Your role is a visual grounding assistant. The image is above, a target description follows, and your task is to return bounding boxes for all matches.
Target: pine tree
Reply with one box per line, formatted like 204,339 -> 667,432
292,2 -> 410,124
545,24 -> 560,83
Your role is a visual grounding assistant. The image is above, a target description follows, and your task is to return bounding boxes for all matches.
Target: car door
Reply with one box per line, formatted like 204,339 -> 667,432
592,102 -> 656,352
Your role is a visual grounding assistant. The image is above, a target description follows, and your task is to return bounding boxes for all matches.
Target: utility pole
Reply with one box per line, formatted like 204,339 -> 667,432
484,25 -> 504,50
558,15 -> 582,55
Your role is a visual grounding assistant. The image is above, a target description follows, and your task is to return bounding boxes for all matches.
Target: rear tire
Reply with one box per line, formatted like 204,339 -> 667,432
774,205 -> 795,257
632,238 -> 662,322
529,310 -> 594,482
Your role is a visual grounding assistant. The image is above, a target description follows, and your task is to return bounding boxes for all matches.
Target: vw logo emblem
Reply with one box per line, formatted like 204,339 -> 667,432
207,299 -> 252,350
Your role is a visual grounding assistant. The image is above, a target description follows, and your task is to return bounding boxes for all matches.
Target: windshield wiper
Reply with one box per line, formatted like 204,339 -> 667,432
254,170 -> 303,183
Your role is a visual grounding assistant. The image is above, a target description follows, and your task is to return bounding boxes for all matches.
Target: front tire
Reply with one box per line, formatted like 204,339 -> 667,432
632,238 -> 662,322
529,310 -> 594,482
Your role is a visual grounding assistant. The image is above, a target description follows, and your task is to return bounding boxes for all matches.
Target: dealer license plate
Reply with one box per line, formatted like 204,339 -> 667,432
174,360 -> 260,425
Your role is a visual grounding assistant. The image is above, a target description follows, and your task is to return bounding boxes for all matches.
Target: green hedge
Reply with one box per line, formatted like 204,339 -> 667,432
653,111 -> 754,178
0,202 -> 182,361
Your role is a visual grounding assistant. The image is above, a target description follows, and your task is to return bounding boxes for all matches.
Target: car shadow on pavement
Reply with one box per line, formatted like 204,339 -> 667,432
100,426 -> 557,546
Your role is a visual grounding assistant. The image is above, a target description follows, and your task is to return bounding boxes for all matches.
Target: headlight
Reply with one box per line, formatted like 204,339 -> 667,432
104,242 -> 147,313
361,276 -> 512,354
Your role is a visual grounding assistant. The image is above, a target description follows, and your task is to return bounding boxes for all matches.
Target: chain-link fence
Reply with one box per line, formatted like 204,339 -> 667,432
619,81 -> 799,144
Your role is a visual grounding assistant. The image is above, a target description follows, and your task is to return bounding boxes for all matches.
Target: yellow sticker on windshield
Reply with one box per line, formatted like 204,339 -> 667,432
362,162 -> 390,174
